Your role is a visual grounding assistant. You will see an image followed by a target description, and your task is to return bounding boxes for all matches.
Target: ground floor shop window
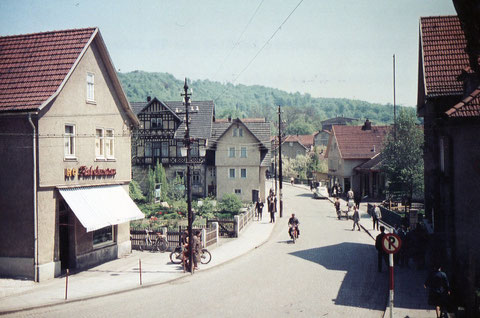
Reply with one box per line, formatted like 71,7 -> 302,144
93,226 -> 113,246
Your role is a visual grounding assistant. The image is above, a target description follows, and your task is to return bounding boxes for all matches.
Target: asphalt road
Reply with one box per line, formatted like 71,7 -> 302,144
7,185 -> 388,318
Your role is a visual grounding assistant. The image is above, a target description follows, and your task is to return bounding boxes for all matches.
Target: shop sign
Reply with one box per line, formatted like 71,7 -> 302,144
65,166 -> 117,179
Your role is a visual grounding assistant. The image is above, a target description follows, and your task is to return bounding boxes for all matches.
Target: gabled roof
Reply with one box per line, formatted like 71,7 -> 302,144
329,125 -> 390,160
419,16 -> 471,98
445,87 -> 480,117
321,116 -> 357,125
354,153 -> 384,172
283,135 -> 314,149
0,28 -> 139,125
210,118 -> 271,166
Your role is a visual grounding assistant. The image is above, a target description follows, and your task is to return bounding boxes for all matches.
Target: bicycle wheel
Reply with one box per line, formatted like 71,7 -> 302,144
200,249 -> 211,264
170,249 -> 182,264
157,240 -> 168,253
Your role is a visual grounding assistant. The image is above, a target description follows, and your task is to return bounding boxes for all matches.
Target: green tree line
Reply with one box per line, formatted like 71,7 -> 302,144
118,70 -> 416,135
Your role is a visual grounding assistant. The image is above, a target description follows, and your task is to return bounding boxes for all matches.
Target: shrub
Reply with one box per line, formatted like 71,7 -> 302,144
129,180 -> 145,202
218,193 -> 242,215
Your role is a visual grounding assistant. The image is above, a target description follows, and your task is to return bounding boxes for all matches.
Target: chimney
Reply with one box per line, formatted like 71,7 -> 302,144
228,116 -> 232,122
362,118 -> 372,130
147,96 -> 151,102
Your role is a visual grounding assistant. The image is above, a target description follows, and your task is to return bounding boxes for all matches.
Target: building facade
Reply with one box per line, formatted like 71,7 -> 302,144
0,28 -> 142,281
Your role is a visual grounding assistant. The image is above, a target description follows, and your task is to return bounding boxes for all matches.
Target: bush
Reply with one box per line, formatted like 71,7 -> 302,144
129,180 -> 145,202
218,193 -> 242,215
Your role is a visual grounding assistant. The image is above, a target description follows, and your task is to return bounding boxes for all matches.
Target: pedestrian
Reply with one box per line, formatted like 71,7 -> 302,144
192,230 -> 202,270
352,206 -> 361,231
398,225 -> 408,267
347,189 -> 354,214
256,200 -> 264,221
267,193 -> 276,223
424,264 -> 450,318
354,191 -> 362,209
290,176 -> 294,185
375,226 -> 388,272
373,204 -> 382,230
334,197 -> 341,220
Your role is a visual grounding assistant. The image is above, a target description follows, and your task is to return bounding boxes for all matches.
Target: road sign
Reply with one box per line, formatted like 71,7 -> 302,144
382,233 -> 402,254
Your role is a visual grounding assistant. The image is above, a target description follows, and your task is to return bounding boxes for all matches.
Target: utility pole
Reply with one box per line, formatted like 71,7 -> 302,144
182,78 -> 194,273
278,105 -> 283,218
393,54 -> 397,141
274,146 -> 278,196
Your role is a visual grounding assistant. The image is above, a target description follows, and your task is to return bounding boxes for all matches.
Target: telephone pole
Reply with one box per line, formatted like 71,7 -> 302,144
278,105 -> 283,218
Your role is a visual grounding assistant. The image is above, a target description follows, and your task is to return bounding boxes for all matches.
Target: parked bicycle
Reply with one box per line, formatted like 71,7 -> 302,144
140,229 -> 168,252
169,246 -> 211,265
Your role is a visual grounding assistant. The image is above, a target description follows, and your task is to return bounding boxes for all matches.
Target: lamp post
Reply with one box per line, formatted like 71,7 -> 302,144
181,78 -> 194,273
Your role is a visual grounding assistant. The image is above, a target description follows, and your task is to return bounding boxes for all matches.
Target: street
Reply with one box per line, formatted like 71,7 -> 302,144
5,185 -> 388,318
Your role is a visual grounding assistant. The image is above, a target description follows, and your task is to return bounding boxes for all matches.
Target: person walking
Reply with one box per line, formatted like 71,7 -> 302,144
192,230 -> 202,270
424,265 -> 450,318
334,197 -> 341,220
256,200 -> 264,221
267,192 -> 276,223
375,226 -> 388,272
352,206 -> 361,231
373,204 -> 382,230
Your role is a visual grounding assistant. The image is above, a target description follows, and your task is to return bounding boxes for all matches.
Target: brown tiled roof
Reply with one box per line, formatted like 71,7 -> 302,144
445,87 -> 480,117
284,134 -> 314,149
331,125 -> 390,159
0,28 -> 96,112
420,16 -> 471,97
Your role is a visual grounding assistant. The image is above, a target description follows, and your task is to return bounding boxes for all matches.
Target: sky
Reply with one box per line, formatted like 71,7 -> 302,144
0,0 -> 457,106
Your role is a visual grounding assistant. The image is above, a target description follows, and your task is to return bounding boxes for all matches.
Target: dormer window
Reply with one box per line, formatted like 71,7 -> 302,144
87,73 -> 95,102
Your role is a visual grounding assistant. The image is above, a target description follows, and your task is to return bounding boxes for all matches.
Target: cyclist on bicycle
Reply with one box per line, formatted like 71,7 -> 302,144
288,213 -> 300,239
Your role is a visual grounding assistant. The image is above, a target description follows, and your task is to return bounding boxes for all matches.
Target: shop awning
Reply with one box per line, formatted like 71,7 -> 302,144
59,185 -> 144,232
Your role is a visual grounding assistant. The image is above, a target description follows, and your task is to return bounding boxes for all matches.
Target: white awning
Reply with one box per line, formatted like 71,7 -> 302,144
59,185 -> 144,232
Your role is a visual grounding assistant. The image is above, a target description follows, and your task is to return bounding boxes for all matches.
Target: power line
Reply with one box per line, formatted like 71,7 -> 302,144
211,0 -> 265,80
213,0 -> 305,102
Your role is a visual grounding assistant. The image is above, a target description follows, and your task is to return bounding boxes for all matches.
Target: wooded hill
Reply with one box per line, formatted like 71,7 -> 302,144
118,70 -> 415,135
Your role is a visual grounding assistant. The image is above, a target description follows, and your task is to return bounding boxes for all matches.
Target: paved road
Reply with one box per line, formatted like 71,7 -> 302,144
5,185 -> 388,318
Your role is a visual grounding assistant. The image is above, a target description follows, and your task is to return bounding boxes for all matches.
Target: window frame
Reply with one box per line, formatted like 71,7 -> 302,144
229,168 -> 236,179
86,72 -> 95,102
105,129 -> 115,159
64,124 -> 76,159
240,147 -> 247,158
234,189 -> 242,194
95,128 -> 105,159
229,147 -> 236,158
241,168 -> 247,179
93,225 -> 114,248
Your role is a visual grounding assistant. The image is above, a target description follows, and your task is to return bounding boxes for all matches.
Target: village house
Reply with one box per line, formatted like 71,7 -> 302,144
209,118 -> 271,202
417,14 -> 480,315
314,116 -> 357,147
130,97 -> 214,198
279,134 -> 314,160
0,28 -> 143,281
325,119 -> 389,197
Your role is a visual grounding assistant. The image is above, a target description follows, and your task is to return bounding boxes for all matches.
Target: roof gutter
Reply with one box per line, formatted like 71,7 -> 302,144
27,113 -> 39,282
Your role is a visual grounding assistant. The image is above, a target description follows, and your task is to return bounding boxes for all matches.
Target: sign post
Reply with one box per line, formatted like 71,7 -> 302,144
382,233 -> 402,318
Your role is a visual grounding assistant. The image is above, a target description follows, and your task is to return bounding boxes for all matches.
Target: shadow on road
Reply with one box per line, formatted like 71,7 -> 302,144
289,242 -> 388,311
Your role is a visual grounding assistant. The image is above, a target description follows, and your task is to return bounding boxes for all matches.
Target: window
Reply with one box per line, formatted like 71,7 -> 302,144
241,147 -> 247,158
239,128 -> 243,137
161,142 -> 169,157
235,189 -> 242,194
151,118 -> 162,129
233,127 -> 243,137
177,142 -> 184,157
64,124 -> 75,158
93,226 -> 113,246
95,128 -> 104,158
153,142 -> 161,157
241,168 -> 247,178
229,168 -> 235,178
191,143 -> 199,157
87,73 -> 95,102
105,129 -> 114,159
233,128 -> 237,137
193,170 -> 201,185
145,142 -> 152,157
229,147 -> 236,158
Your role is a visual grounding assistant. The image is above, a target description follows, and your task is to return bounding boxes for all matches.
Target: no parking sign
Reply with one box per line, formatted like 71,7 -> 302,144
382,233 -> 402,254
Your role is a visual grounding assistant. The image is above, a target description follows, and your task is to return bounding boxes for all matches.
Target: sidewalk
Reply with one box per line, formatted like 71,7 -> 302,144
0,217 -> 275,315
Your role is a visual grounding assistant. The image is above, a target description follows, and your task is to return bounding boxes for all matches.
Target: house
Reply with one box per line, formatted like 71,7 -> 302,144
325,120 -> 389,197
418,14 -> 480,314
209,118 -> 271,202
280,134 -> 314,159
314,116 -> 357,147
0,28 -> 142,281
130,97 -> 214,198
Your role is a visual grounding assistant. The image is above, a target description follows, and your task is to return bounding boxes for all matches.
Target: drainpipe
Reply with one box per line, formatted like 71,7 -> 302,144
28,113 -> 38,282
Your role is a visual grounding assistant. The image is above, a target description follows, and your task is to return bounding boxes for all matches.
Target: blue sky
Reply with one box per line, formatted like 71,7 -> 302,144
0,0 -> 456,106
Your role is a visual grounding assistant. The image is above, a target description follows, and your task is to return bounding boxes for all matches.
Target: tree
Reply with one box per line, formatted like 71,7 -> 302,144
146,166 -> 155,203
129,180 -> 145,202
218,193 -> 243,215
381,110 -> 424,204
154,160 -> 168,201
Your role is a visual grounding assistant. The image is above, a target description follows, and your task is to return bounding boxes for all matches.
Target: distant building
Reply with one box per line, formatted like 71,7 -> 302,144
325,120 -> 389,197
314,116 -> 357,147
0,28 -> 142,281
418,14 -> 480,314
279,134 -> 314,160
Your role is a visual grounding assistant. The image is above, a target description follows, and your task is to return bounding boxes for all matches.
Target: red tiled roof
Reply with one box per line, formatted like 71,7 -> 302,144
0,28 -> 97,112
332,125 -> 390,159
420,16 -> 471,97
445,87 -> 480,117
284,134 -> 314,148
